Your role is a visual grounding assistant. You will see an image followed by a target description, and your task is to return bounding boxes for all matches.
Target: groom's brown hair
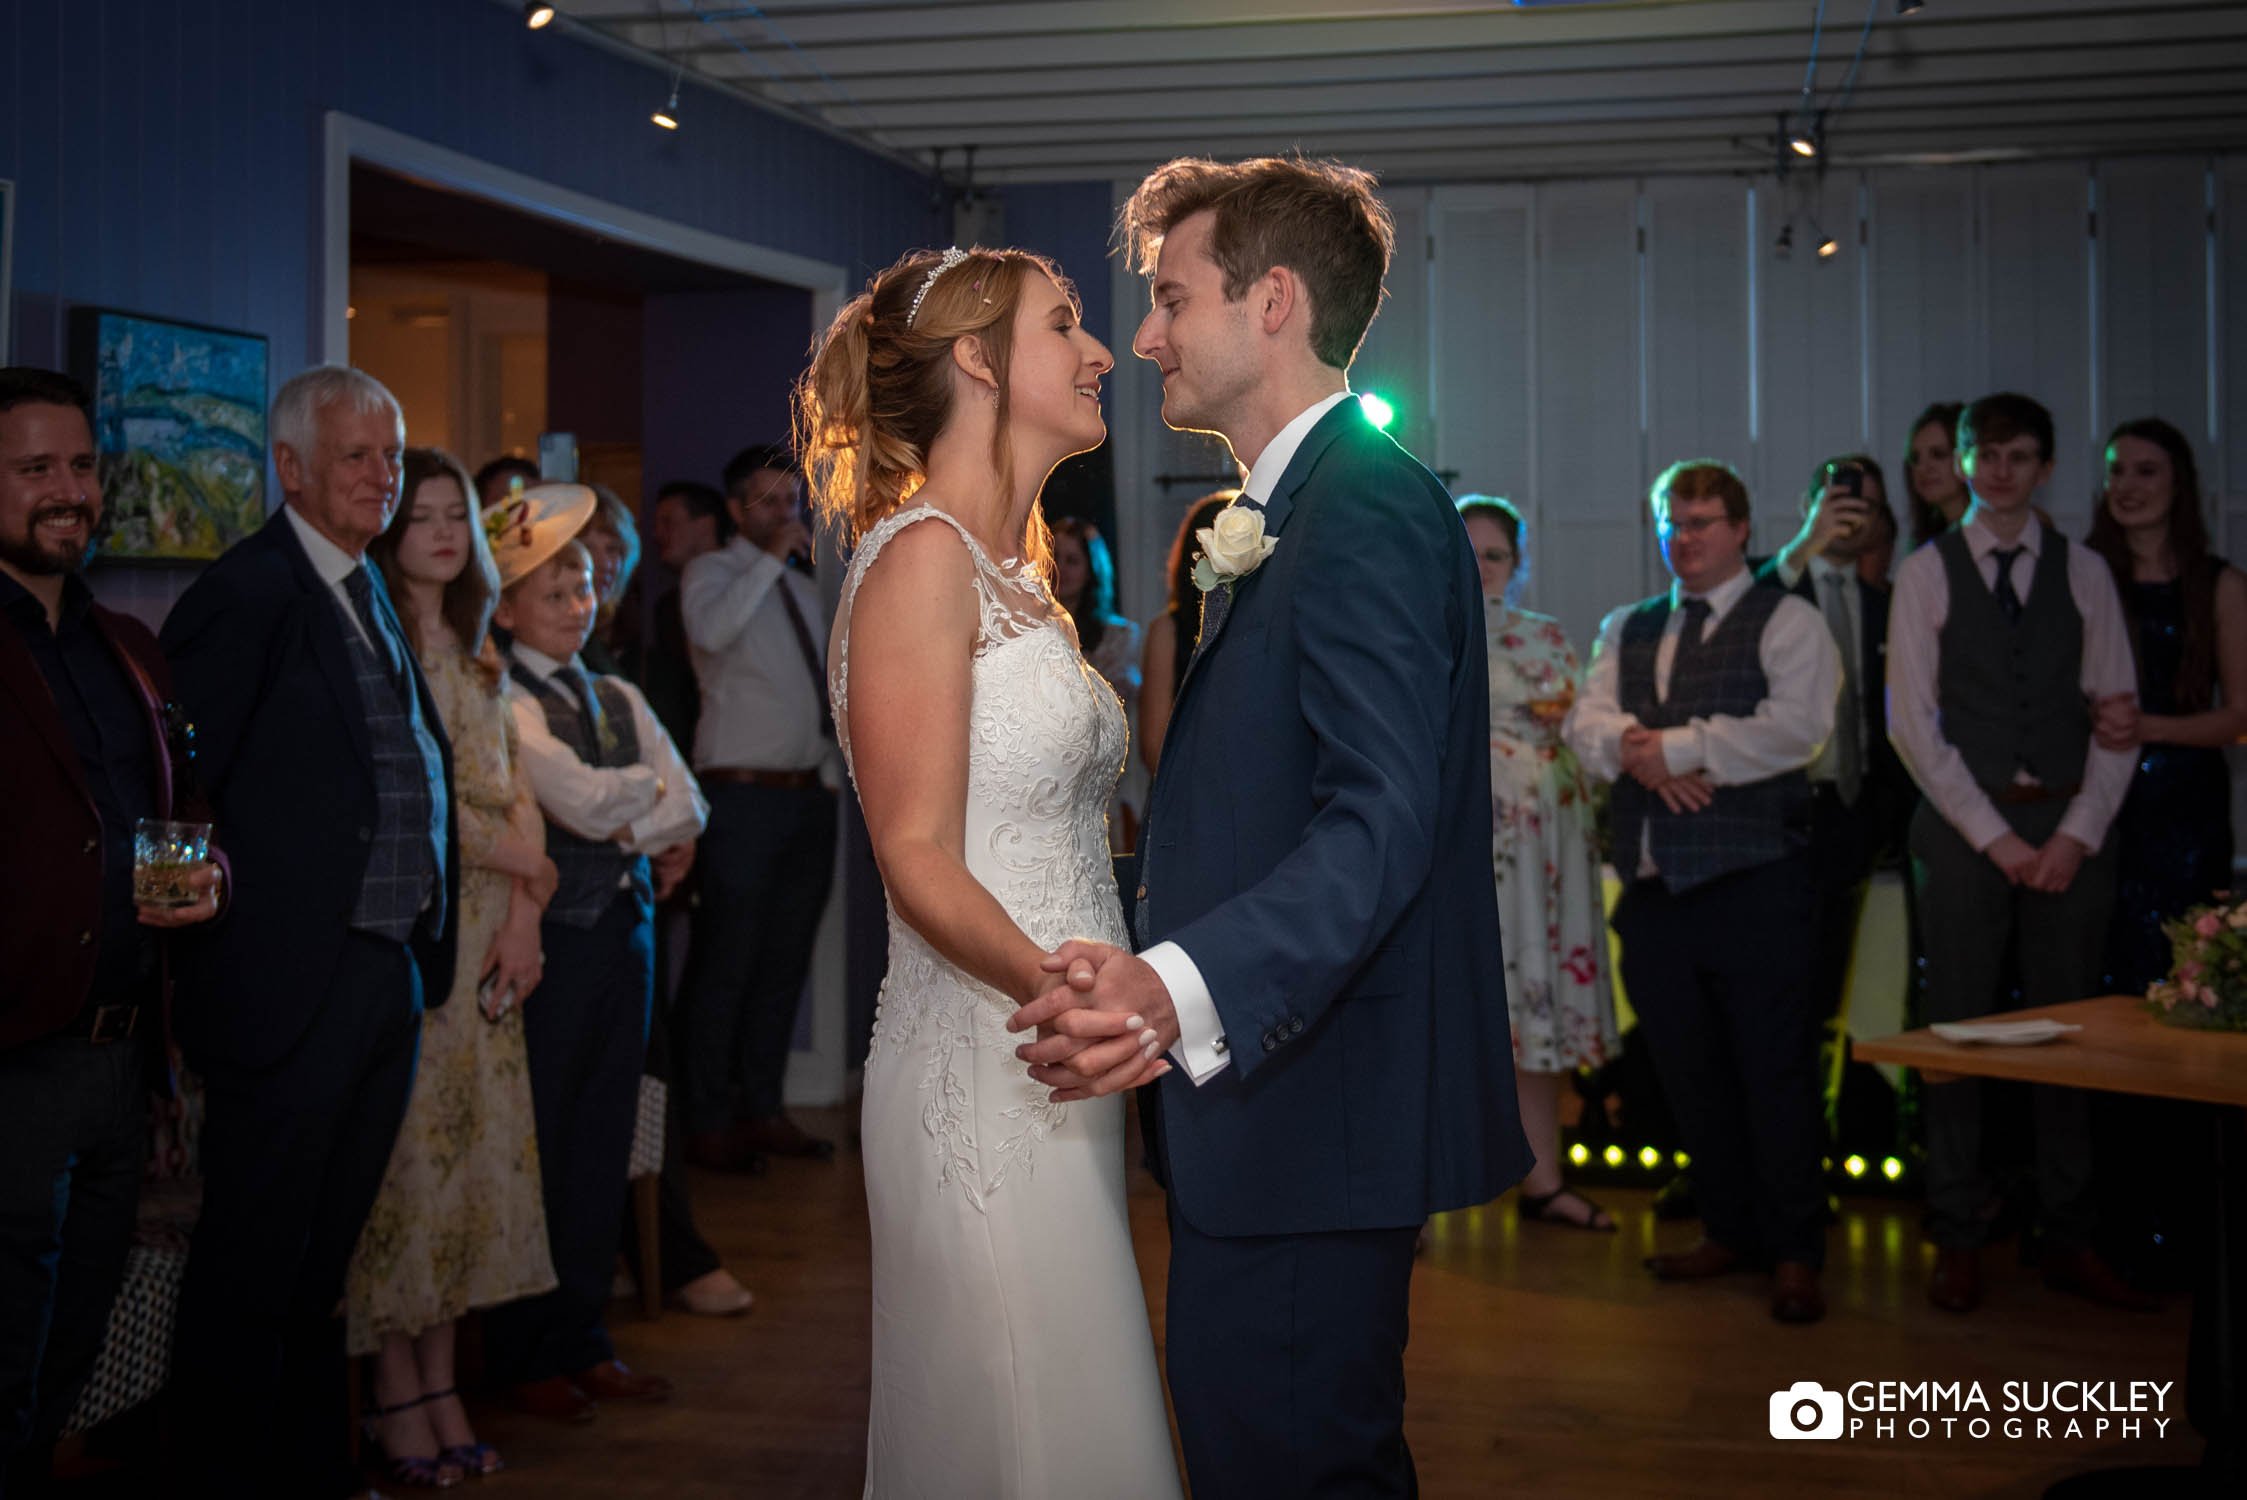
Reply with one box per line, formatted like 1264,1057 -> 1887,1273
1120,156 -> 1394,371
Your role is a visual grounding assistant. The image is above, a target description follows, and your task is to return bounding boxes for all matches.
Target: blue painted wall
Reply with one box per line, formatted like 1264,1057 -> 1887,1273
0,0 -> 940,618
996,181 -> 1120,355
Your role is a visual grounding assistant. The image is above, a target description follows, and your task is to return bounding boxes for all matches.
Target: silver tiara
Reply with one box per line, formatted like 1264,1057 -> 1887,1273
906,246 -> 971,327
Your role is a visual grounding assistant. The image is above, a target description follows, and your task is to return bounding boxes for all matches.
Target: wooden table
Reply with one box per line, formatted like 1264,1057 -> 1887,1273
1851,993 -> 2247,1105
1856,994 -> 2245,1493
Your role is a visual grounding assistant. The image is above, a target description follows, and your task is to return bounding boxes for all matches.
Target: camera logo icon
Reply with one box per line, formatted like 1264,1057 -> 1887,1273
1770,1381 -> 1845,1440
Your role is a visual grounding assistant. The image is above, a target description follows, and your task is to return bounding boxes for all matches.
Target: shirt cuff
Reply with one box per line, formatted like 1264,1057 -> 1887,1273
2054,803 -> 2107,855
1958,803 -> 2014,855
1658,725 -> 1703,777
1140,941 -> 1230,1084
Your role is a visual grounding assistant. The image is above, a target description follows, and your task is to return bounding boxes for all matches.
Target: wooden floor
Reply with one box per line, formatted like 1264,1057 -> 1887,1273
450,1105 -> 2194,1498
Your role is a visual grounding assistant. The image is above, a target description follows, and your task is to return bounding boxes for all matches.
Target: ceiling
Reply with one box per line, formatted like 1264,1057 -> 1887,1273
527,0 -> 2247,185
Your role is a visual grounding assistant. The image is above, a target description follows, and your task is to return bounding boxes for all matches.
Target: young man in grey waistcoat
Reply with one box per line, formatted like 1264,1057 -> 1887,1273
480,488 -> 708,1420
1886,392 -> 2153,1315
1566,460 -> 1839,1324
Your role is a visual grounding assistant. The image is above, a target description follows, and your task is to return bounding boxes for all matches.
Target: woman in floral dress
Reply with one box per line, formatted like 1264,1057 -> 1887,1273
346,448 -> 560,1486
1460,497 -> 1621,1231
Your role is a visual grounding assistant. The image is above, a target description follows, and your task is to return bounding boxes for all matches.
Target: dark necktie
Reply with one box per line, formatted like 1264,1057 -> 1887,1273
774,574 -> 837,741
344,566 -> 408,700
1669,596 -> 1713,688
560,664 -> 606,747
1991,547 -> 2025,624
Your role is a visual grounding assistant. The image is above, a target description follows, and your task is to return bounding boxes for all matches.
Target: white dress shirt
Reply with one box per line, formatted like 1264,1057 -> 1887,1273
283,504 -> 378,651
1141,389 -> 1354,1085
508,643 -> 709,856
1562,563 -> 1840,878
1885,512 -> 2137,854
680,536 -> 838,779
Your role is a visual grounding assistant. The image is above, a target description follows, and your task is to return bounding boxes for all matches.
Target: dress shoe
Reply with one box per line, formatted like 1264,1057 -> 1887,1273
1928,1245 -> 1982,1314
1771,1261 -> 1827,1324
684,1128 -> 767,1174
2042,1245 -> 2162,1312
1643,1238 -> 1743,1281
505,1376 -> 596,1424
737,1113 -> 836,1160
574,1359 -> 674,1403
669,1267 -> 756,1317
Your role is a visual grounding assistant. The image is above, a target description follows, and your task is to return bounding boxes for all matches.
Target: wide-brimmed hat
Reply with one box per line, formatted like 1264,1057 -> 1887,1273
483,482 -> 597,587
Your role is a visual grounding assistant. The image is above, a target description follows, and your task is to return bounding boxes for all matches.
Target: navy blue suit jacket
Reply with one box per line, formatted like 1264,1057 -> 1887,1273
1135,399 -> 1532,1238
159,509 -> 459,1071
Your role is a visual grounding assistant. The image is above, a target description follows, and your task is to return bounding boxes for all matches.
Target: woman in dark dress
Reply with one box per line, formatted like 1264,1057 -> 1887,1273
2086,417 -> 2247,994
1136,490 -> 1235,775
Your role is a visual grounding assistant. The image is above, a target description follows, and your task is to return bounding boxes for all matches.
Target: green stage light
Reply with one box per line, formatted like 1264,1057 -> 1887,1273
1568,1142 -> 1590,1167
1358,392 -> 1396,430
1881,1156 -> 1905,1181
1844,1154 -> 1867,1178
1637,1146 -> 1661,1169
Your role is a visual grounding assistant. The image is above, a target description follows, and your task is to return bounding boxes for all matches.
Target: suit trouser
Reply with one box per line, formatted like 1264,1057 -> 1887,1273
1805,786 -> 1877,1027
172,934 -> 421,1498
1165,1199 -> 1420,1499
1615,854 -> 1826,1268
677,783 -> 835,1132
1910,799 -> 2112,1250
0,1032 -> 146,1498
485,896 -> 651,1384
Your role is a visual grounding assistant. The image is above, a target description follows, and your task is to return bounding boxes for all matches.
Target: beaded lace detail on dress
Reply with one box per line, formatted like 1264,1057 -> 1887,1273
831,506 -> 1130,1210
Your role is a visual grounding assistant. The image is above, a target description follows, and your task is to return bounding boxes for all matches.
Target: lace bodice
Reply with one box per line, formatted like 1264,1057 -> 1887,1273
831,506 -> 1131,1208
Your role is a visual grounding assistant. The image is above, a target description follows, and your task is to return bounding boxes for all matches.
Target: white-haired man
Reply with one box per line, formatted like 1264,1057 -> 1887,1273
160,365 -> 458,1497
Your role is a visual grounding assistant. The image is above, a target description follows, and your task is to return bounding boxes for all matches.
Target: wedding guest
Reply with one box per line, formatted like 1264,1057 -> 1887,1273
587,484 -> 753,1321
1887,392 -> 2152,1315
1903,400 -> 1969,548
1053,517 -> 1142,849
484,488 -> 705,1422
1564,460 -> 1838,1323
675,444 -> 839,1168
1757,457 -> 1915,1035
1461,496 -> 1619,1232
162,366 -> 458,1498
1136,490 -> 1234,775
634,479 -> 730,752
344,448 -> 558,1486
580,483 -> 639,677
2087,418 -> 2247,992
0,368 -> 223,1494
474,454 -> 540,513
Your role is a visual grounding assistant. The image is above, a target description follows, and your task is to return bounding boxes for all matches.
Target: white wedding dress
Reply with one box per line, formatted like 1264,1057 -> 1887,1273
831,506 -> 1182,1500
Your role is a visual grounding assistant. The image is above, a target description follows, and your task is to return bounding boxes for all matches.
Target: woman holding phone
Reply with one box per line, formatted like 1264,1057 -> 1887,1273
346,448 -> 560,1487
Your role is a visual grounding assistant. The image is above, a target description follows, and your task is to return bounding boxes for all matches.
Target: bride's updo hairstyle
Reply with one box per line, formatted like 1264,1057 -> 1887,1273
796,244 -> 1075,552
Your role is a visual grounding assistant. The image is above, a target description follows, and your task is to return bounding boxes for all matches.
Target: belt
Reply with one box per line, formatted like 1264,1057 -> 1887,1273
67,1004 -> 141,1044
699,767 -> 823,790
1992,781 -> 2080,806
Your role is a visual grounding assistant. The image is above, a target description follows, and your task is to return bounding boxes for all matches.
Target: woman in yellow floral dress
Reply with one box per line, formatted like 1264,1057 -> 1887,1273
347,449 -> 559,1486
1460,497 -> 1622,1232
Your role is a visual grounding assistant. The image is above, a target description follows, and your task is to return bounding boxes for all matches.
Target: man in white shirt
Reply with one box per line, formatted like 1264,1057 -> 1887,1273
675,444 -> 839,1166
1565,459 -> 1840,1324
1886,391 -> 2152,1316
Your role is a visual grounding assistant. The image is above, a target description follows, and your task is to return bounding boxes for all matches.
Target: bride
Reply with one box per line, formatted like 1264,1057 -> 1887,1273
797,245 -> 1184,1499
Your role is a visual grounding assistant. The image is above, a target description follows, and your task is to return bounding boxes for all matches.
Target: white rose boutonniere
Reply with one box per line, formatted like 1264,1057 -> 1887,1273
1191,504 -> 1279,592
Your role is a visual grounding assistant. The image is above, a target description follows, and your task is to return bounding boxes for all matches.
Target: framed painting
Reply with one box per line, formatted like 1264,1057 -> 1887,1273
69,306 -> 268,562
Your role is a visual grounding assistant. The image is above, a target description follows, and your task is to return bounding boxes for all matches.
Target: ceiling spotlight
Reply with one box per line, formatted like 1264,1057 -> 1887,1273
652,79 -> 681,130
1775,223 -> 1794,259
1788,127 -> 1819,159
1897,0 -> 1925,13
1817,232 -> 1841,260
523,2 -> 556,28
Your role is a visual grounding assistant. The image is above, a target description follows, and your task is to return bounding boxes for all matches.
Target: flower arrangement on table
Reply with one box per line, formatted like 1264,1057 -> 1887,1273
2146,894 -> 2247,1032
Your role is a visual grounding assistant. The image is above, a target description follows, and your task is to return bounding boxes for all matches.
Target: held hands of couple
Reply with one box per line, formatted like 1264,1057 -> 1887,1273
1983,830 -> 2088,893
1007,941 -> 1176,1103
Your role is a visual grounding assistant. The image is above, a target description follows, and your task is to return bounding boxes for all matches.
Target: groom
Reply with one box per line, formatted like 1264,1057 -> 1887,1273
1011,155 -> 1530,1495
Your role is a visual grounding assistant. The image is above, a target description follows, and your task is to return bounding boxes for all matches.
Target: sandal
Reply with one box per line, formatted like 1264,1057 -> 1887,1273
1519,1185 -> 1618,1232
423,1386 -> 504,1477
362,1393 -> 464,1490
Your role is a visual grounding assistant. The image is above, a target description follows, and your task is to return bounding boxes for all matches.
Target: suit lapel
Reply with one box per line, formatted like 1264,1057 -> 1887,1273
0,610 -> 95,808
271,511 -> 377,777
92,611 -> 175,818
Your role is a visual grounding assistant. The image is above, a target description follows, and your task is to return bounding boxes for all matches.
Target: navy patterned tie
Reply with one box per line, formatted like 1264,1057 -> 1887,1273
1991,547 -> 2025,624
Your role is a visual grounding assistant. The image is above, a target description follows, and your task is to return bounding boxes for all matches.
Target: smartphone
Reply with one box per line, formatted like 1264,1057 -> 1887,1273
537,431 -> 579,483
1828,462 -> 1865,499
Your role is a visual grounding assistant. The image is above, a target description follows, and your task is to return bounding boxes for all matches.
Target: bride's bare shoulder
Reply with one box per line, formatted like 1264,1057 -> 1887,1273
848,512 -> 979,636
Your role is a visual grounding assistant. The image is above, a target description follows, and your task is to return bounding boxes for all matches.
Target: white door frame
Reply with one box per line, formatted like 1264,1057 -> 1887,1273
319,112 -> 861,1109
